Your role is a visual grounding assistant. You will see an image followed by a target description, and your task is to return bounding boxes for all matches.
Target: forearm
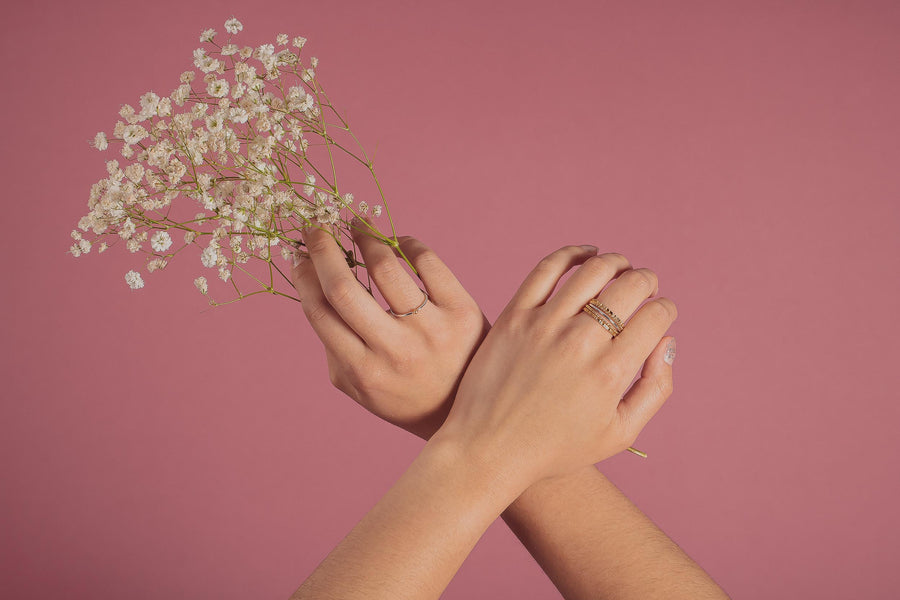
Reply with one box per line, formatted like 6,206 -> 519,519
291,435 -> 522,600
501,465 -> 730,600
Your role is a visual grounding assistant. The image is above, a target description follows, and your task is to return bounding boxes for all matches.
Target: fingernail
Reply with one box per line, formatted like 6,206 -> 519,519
580,244 -> 598,253
286,247 -> 306,269
664,337 -> 676,365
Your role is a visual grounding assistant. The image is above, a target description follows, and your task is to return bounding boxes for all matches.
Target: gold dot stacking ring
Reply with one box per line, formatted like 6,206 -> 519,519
389,288 -> 429,317
588,299 -> 624,329
582,302 -> 623,337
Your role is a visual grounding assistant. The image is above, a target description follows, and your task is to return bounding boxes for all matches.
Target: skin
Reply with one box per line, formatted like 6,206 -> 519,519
287,219 -> 730,599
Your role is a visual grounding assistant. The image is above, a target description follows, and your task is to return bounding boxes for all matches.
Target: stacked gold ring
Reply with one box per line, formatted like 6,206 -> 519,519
588,299 -> 624,329
582,300 -> 624,337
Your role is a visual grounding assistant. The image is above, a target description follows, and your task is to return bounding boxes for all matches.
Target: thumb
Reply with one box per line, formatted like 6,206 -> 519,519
616,336 -> 676,444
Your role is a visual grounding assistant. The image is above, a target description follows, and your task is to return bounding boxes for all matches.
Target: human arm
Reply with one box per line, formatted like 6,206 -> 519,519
288,223 -> 729,599
503,466 -> 730,599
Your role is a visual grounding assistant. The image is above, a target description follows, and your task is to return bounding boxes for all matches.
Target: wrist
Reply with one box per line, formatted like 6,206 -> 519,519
425,421 -> 536,508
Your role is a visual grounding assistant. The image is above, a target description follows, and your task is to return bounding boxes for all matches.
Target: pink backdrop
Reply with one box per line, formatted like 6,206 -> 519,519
2,1 -> 899,598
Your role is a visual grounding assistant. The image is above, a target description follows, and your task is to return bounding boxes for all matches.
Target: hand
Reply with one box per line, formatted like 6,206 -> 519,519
434,245 -> 678,490
288,219 -> 489,440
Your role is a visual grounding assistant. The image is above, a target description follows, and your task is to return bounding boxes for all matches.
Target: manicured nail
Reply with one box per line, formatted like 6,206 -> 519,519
580,244 -> 599,252
664,337 -> 676,365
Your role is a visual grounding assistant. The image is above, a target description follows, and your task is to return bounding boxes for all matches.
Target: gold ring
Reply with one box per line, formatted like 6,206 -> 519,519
588,299 -> 624,329
582,303 -> 624,337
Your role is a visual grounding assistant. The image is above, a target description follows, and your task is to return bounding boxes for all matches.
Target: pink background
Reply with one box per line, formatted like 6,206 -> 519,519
2,1 -> 899,598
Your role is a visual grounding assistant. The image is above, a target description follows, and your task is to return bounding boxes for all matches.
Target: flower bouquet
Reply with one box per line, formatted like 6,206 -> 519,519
69,16 -> 409,307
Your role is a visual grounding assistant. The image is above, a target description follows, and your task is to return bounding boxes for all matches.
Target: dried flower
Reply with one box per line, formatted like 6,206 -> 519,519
125,270 -> 144,289
194,276 -> 209,295
71,16 -> 411,306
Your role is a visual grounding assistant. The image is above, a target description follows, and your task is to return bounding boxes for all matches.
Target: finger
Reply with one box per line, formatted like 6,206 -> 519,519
612,296 -> 678,375
301,225 -> 397,348
505,245 -> 600,311
546,253 -> 636,317
350,219 -> 428,316
393,235 -> 469,309
616,336 -> 676,444
288,248 -> 369,363
576,267 -> 660,341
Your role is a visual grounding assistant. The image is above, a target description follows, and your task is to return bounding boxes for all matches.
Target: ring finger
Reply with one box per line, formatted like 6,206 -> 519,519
351,217 -> 429,317
578,267 -> 660,339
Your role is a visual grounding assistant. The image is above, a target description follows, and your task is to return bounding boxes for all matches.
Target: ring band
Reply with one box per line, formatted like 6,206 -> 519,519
389,288 -> 429,317
588,299 -> 624,329
581,301 -> 624,337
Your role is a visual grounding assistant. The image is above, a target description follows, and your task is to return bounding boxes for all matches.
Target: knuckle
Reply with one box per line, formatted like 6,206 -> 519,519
387,343 -> 416,374
655,374 -> 674,398
598,251 -> 628,263
656,296 -> 678,320
532,318 -> 562,343
413,249 -> 441,272
303,300 -> 330,325
621,268 -> 657,291
533,255 -> 560,275
642,300 -> 671,322
323,277 -> 358,309
371,257 -> 406,285
583,254 -> 615,274
305,235 -> 334,256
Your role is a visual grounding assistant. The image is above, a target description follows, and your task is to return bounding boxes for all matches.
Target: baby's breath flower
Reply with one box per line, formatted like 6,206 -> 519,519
200,28 -> 216,42
200,244 -> 218,268
147,258 -> 168,272
119,104 -> 136,122
138,91 -> 160,119
276,33 -> 288,46
310,57 -> 318,68
118,217 -> 136,240
218,265 -> 232,282
194,276 -> 209,295
373,205 -> 383,217
224,17 -> 243,35
221,43 -> 239,56
180,71 -> 195,83
358,200 -> 369,214
92,132 -> 108,151
150,231 -> 173,252
122,124 -> 148,145
207,78 -> 229,98
239,46 -> 253,59
292,36 -> 306,49
125,270 -> 144,289
124,163 -> 145,184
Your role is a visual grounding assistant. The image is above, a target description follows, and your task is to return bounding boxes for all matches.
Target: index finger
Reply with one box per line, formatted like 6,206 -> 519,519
301,225 -> 398,349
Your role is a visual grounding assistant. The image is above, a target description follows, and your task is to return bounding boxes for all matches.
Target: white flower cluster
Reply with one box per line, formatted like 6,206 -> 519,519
71,16 -> 391,303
